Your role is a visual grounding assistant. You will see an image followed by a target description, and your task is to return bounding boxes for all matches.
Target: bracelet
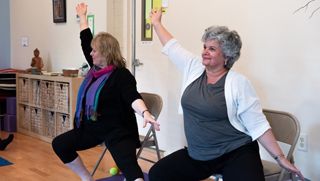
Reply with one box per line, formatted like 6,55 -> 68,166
142,110 -> 149,118
274,153 -> 285,161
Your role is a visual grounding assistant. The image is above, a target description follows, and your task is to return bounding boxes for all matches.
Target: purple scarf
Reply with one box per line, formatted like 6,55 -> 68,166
74,65 -> 114,128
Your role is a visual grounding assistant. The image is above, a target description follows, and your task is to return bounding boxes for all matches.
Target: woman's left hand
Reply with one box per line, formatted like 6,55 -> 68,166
277,157 -> 304,181
76,3 -> 87,17
143,111 -> 160,131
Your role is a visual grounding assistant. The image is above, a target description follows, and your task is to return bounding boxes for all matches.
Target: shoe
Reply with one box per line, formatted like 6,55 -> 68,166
0,134 -> 14,150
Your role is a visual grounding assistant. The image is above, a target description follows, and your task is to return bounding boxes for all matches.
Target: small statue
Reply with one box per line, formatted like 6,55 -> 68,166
31,48 -> 44,70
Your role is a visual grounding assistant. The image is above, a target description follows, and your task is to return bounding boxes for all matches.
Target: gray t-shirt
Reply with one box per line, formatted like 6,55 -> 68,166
181,71 -> 252,161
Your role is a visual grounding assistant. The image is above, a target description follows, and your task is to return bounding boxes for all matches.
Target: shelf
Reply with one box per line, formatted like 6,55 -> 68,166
16,73 -> 83,142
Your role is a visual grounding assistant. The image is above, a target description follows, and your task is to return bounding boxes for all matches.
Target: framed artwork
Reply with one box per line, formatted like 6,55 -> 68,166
141,0 -> 168,41
141,0 -> 153,41
87,15 -> 95,35
53,0 -> 66,23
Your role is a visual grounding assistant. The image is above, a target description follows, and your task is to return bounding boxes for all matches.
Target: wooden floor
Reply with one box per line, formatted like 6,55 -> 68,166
0,131 -> 156,181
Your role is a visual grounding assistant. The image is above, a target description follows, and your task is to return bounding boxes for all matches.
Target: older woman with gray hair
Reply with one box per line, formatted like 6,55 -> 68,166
148,9 -> 304,181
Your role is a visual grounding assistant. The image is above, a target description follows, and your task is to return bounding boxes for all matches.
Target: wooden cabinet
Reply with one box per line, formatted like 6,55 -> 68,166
16,73 -> 83,142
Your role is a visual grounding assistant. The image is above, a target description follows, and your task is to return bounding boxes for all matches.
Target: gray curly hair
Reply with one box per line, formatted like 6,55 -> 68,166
201,26 -> 242,69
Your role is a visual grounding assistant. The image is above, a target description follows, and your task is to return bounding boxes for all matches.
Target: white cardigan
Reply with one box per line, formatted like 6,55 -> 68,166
162,39 -> 270,141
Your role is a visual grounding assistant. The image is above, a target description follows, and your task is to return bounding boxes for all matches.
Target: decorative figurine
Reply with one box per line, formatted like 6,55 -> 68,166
31,48 -> 44,70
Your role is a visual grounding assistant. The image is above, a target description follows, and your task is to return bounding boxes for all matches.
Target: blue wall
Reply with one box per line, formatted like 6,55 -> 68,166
0,0 -> 10,68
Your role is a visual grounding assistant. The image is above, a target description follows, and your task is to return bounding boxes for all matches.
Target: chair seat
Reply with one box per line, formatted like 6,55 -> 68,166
262,160 -> 281,176
262,160 -> 292,181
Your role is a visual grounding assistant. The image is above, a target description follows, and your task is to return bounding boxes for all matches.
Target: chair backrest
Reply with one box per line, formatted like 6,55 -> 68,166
138,92 -> 163,162
263,109 -> 300,160
140,92 -> 163,120
262,109 -> 301,181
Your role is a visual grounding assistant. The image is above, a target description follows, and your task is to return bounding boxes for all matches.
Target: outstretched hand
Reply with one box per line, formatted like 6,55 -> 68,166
277,157 -> 304,181
143,111 -> 160,131
76,3 -> 87,17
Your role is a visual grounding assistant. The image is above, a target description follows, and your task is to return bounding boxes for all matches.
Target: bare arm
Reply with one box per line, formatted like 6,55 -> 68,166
150,8 -> 173,46
150,8 -> 196,72
39,58 -> 44,69
76,3 -> 93,66
76,3 -> 88,31
131,99 -> 160,131
258,129 -> 304,180
31,59 -> 36,67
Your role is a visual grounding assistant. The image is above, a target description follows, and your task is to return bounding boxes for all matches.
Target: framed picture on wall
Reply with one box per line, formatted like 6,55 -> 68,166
87,15 -> 95,35
53,0 -> 66,23
141,0 -> 153,41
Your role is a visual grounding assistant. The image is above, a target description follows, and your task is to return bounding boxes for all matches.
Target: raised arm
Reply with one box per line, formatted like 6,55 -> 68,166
76,3 -> 93,67
150,8 -> 173,46
258,129 -> 304,180
76,3 -> 88,31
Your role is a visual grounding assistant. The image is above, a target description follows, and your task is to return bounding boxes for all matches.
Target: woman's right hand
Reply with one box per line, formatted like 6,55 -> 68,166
143,111 -> 160,131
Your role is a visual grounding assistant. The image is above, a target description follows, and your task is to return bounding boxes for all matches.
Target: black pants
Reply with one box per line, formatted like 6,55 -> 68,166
52,125 -> 143,181
149,141 -> 265,181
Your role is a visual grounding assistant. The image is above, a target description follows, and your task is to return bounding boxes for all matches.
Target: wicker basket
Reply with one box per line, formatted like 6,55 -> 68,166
40,81 -> 55,109
55,82 -> 69,113
56,113 -> 71,136
30,107 -> 43,135
19,105 -> 30,130
42,110 -> 55,138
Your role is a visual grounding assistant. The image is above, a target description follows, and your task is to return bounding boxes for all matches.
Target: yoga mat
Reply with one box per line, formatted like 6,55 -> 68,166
97,172 -> 149,181
0,156 -> 12,167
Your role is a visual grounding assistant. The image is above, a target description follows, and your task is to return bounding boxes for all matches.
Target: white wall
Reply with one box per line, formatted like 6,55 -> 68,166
9,0 -> 320,180
10,0 -> 107,72
134,0 -> 320,180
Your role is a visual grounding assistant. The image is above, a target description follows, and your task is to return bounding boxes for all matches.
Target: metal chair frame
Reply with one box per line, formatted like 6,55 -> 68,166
91,92 -> 163,176
262,109 -> 301,181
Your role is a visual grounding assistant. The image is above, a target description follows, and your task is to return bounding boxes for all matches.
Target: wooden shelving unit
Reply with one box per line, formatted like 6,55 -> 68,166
16,73 -> 83,142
